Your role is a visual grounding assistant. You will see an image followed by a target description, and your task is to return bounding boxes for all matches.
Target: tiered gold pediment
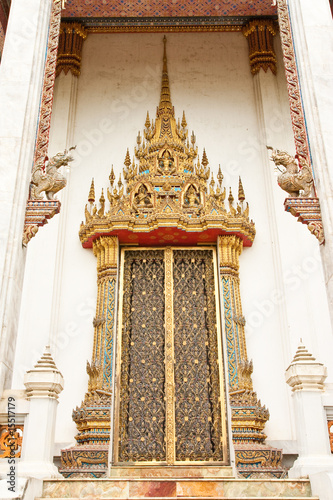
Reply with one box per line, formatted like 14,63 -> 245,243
79,37 -> 255,248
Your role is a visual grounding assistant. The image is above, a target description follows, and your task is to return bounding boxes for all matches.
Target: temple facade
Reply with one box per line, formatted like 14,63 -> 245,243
0,1 -> 333,500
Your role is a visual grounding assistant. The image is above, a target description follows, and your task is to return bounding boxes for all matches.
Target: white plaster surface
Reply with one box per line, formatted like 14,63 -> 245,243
288,0 -> 333,328
11,33 -> 333,454
0,0 -> 53,394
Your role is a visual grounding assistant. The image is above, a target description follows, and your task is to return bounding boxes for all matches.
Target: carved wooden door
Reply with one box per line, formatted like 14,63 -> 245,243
115,247 -> 228,465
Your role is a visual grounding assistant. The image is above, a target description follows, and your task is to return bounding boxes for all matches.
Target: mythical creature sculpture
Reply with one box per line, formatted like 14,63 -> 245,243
267,146 -> 313,197
30,147 -> 75,200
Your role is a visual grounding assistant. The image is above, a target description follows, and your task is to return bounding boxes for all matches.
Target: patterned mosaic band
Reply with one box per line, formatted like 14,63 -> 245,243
62,0 -> 277,18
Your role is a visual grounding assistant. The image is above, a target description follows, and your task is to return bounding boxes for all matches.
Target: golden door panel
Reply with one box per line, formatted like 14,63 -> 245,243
118,250 -> 166,462
173,250 -> 224,461
116,247 -> 227,465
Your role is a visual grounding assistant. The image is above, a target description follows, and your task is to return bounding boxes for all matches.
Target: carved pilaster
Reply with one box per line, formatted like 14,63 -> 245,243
243,19 -> 277,76
56,22 -> 87,77
218,235 -> 284,478
60,236 -> 118,478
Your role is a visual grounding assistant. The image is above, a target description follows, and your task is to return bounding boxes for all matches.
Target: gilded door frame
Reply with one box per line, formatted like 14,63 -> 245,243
113,246 -> 229,466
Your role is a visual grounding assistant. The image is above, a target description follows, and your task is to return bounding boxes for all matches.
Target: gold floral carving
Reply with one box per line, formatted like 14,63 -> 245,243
56,22 -> 87,77
173,250 -> 224,462
242,19 -> 277,75
118,250 -> 167,463
0,425 -> 23,458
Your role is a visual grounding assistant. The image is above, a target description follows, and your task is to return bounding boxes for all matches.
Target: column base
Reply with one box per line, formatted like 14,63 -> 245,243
289,455 -> 333,478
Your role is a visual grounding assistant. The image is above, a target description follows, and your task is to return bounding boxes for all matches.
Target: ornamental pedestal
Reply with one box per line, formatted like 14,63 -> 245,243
19,347 -> 64,479
286,343 -> 333,478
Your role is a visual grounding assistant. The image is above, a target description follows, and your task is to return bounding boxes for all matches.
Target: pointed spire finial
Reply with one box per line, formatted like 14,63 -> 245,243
217,165 -> 223,187
159,36 -> 173,114
181,111 -> 187,129
99,188 -> 105,204
118,174 -> 123,189
202,149 -> 209,167
228,187 -> 234,204
145,112 -> 151,129
238,176 -> 245,202
124,148 -> 131,168
109,166 -> 115,187
88,178 -> 95,203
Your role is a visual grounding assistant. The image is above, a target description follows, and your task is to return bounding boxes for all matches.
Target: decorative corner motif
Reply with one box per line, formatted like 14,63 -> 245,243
56,22 -> 87,77
267,146 -> 324,244
242,19 -> 277,75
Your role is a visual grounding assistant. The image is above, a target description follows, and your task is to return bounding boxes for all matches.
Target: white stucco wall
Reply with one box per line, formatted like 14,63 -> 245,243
12,32 -> 333,452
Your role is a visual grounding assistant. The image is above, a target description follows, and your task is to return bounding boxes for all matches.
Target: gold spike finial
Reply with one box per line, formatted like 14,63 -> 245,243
159,36 -> 173,114
181,111 -> 187,129
217,165 -> 223,186
145,112 -> 151,129
109,165 -> 115,186
228,187 -> 234,204
124,148 -> 131,168
238,176 -> 245,202
202,149 -> 209,167
88,178 -> 95,203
